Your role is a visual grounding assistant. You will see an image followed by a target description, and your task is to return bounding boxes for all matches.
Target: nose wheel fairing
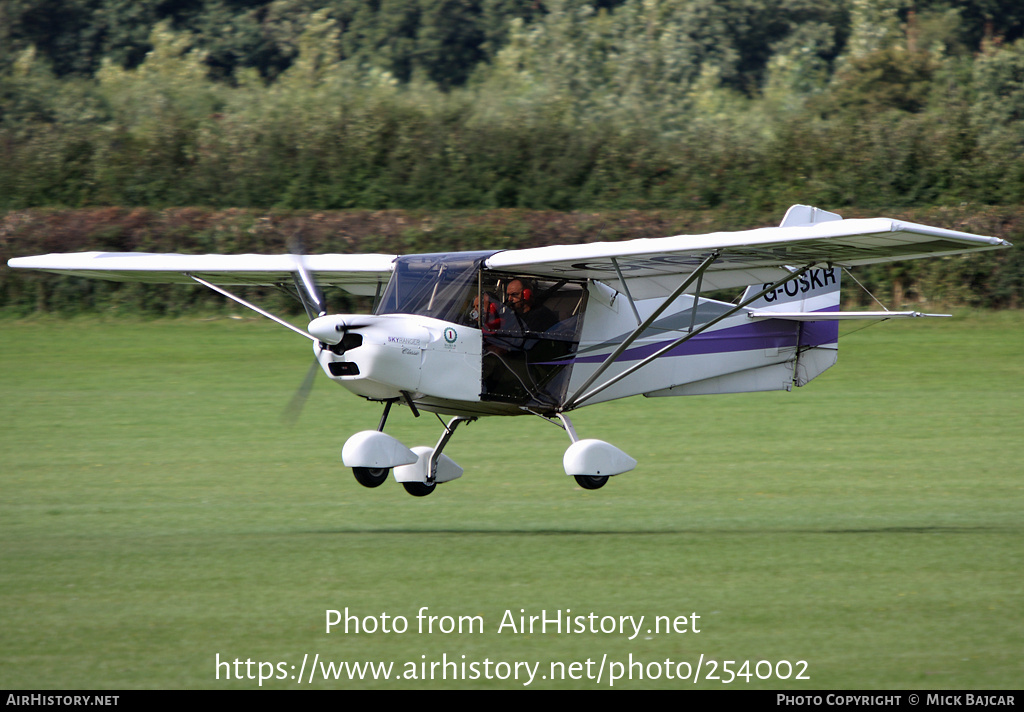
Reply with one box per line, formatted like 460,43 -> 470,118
393,447 -> 464,486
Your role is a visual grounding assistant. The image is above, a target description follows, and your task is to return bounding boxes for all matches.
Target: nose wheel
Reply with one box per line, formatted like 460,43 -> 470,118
402,481 -> 436,497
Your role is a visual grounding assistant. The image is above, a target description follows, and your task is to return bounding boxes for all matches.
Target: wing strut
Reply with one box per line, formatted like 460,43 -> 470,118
188,274 -> 318,342
562,263 -> 815,411
610,257 -> 643,326
562,251 -> 721,409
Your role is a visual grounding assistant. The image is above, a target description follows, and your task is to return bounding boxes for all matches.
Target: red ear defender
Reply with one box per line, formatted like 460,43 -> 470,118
485,302 -> 500,331
522,288 -> 532,302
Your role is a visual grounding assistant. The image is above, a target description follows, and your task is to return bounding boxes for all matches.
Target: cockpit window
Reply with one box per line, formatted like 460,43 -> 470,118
375,251 -> 495,322
377,252 -> 590,410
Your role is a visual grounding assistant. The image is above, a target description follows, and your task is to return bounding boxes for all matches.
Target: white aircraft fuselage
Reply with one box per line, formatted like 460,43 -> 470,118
309,259 -> 842,417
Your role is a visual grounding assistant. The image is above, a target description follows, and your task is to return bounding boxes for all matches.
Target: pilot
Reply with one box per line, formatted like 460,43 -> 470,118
500,278 -> 568,405
506,278 -> 557,334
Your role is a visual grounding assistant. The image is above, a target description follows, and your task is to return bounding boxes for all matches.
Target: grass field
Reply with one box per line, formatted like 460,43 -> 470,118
1,312 -> 1021,689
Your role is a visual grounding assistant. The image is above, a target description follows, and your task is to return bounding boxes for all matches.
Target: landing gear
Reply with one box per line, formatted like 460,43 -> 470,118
556,413 -> 635,491
342,400 -> 418,489
352,467 -> 389,488
402,481 -> 436,497
393,416 -> 474,497
573,474 -> 608,490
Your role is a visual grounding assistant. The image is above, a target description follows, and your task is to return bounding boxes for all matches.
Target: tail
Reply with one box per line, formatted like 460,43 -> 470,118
742,267 -> 841,387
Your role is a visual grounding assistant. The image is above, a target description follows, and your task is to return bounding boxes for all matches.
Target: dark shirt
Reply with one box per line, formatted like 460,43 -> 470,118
519,304 -> 558,334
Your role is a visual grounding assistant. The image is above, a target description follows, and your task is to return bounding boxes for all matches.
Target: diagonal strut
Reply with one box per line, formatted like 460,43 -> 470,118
563,263 -> 815,410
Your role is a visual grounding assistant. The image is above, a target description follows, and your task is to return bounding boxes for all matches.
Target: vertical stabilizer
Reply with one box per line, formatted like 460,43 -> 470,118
779,204 -> 844,227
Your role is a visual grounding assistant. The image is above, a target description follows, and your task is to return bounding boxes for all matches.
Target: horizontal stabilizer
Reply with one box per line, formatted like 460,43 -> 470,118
748,311 -> 950,321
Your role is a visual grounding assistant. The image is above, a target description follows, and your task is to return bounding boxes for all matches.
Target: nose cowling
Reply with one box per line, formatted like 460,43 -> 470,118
308,315 -> 364,345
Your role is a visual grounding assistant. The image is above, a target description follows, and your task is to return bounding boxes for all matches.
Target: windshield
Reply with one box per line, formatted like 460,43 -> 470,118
375,251 -> 495,323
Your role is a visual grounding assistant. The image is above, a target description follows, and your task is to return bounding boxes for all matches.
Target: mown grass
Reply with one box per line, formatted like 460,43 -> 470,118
1,312 -> 1021,689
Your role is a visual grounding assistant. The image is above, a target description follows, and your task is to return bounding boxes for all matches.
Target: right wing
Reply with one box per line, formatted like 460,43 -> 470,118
486,209 -> 1010,299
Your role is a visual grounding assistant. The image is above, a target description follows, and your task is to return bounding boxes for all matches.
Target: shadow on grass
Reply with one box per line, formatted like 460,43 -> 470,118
294,524 -> 1012,536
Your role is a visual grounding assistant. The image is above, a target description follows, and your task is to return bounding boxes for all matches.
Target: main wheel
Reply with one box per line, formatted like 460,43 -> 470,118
402,481 -> 436,497
353,467 -> 389,488
574,474 -> 608,490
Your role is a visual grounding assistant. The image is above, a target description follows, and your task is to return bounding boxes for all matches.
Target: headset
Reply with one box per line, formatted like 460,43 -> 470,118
507,278 -> 535,305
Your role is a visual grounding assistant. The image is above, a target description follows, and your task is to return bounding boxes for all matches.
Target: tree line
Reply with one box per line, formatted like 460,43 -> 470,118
1,1 -> 1024,213
4,1 -> 1024,88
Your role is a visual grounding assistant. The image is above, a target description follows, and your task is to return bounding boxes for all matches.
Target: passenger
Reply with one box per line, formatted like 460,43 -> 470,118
470,292 -> 501,333
470,291 -> 521,352
472,291 -> 523,397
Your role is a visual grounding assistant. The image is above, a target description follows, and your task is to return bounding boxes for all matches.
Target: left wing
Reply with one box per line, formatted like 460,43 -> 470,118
486,211 -> 1010,299
7,252 -> 396,295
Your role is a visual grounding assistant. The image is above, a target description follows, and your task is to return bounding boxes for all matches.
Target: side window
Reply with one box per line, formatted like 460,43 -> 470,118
478,273 -> 587,408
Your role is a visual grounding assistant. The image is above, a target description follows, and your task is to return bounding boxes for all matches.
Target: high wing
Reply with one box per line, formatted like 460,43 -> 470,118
8,207 -> 1011,300
485,207 -> 1011,299
6,252 -> 396,296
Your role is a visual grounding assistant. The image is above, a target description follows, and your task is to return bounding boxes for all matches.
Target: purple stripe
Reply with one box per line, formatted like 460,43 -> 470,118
563,308 -> 840,366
